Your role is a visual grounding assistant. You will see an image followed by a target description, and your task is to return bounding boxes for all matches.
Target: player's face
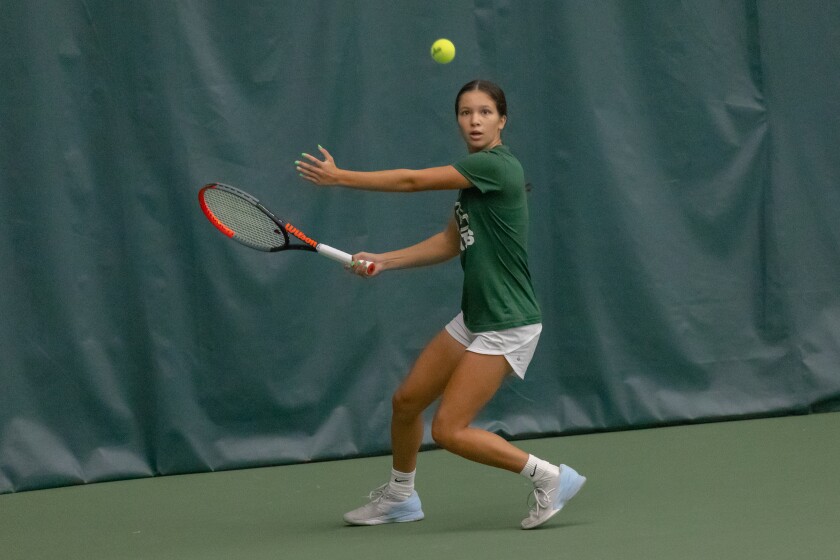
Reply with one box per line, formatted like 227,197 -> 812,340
457,90 -> 507,153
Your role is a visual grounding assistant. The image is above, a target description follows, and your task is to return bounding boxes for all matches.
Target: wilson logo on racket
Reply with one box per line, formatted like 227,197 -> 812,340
284,223 -> 318,248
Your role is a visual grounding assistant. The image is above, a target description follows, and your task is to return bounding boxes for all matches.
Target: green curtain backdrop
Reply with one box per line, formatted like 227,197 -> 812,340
1,1 -> 838,493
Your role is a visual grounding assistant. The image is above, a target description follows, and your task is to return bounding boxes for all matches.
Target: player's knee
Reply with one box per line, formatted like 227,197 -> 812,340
392,388 -> 422,419
430,418 -> 457,450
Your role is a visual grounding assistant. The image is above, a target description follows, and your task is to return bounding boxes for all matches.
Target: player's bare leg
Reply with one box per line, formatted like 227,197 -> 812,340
430,352 -> 528,471
431,351 -> 586,529
343,329 -> 464,525
391,329 -> 466,472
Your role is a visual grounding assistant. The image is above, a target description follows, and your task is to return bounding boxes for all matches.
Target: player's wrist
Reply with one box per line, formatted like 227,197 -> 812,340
333,168 -> 355,187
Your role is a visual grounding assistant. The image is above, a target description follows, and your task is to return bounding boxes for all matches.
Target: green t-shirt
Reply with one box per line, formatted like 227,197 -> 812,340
452,145 -> 542,331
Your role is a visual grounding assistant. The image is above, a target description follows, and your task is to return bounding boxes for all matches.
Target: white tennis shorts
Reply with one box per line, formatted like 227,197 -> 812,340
445,312 -> 542,379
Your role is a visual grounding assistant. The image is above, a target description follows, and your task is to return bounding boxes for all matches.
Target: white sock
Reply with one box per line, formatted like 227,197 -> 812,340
520,455 -> 559,488
387,468 -> 415,500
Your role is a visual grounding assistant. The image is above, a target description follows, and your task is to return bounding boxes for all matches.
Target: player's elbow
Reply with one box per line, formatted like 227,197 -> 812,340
399,178 -> 423,192
443,231 -> 461,258
397,170 -> 430,192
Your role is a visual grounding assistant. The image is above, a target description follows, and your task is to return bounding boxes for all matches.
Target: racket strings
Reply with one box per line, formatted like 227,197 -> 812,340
204,189 -> 287,251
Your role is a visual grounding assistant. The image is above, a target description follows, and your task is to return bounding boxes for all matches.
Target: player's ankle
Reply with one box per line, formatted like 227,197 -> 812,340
387,468 -> 416,500
519,454 -> 559,487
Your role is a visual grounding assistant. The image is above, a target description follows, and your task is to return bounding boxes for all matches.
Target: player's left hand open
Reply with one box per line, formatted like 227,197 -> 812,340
296,145 -> 341,186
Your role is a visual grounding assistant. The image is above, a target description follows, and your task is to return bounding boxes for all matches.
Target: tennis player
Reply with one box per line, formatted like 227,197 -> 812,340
295,80 -> 585,529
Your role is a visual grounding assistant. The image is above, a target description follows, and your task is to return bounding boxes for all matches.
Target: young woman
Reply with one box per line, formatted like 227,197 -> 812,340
295,80 -> 585,529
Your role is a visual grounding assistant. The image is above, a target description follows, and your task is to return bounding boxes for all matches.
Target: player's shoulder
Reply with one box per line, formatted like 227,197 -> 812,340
460,145 -> 516,167
484,145 -> 521,169
480,144 -> 514,158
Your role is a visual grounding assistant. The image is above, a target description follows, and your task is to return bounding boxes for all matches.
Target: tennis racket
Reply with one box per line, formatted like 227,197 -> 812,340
198,182 -> 375,274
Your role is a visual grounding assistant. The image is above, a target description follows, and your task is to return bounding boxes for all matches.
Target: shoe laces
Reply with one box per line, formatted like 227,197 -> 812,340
367,483 -> 392,503
527,486 -> 553,516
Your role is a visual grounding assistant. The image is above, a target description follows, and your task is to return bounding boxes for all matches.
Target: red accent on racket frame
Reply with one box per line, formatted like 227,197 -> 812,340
198,190 -> 235,238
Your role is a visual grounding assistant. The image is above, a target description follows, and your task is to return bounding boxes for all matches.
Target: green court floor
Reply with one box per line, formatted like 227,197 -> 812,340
2,412 -> 839,560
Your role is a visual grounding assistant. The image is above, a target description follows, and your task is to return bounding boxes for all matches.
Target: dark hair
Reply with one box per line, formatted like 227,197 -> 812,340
455,80 -> 507,118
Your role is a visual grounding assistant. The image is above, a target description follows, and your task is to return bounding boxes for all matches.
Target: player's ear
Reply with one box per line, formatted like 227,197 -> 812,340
499,115 -> 507,130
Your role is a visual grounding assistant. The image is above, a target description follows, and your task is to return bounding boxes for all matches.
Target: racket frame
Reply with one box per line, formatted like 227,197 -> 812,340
199,182 -> 374,274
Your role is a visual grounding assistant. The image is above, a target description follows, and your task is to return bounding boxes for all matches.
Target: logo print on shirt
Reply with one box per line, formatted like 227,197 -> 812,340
455,202 -> 474,251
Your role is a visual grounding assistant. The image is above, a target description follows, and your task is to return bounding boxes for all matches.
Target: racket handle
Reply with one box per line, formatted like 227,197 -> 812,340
316,243 -> 376,275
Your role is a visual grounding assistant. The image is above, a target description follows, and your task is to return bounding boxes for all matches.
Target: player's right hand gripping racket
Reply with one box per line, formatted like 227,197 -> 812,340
198,182 -> 375,274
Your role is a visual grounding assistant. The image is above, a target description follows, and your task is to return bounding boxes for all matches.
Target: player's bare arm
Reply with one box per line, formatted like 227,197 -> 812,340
349,217 -> 460,277
296,146 -> 471,192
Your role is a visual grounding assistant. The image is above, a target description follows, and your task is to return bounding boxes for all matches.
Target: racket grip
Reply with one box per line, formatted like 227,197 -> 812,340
316,244 -> 376,275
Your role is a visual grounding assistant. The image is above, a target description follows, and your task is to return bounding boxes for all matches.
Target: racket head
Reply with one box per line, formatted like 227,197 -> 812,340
198,183 -> 292,252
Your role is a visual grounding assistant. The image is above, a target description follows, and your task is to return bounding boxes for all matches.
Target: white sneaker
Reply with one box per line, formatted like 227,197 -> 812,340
343,484 -> 425,525
521,464 -> 586,530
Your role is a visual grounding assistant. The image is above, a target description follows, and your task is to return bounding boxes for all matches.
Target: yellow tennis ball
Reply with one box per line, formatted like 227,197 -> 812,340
431,39 -> 455,64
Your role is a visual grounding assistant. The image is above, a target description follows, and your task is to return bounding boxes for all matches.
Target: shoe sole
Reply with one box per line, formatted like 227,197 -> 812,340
344,512 -> 425,526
